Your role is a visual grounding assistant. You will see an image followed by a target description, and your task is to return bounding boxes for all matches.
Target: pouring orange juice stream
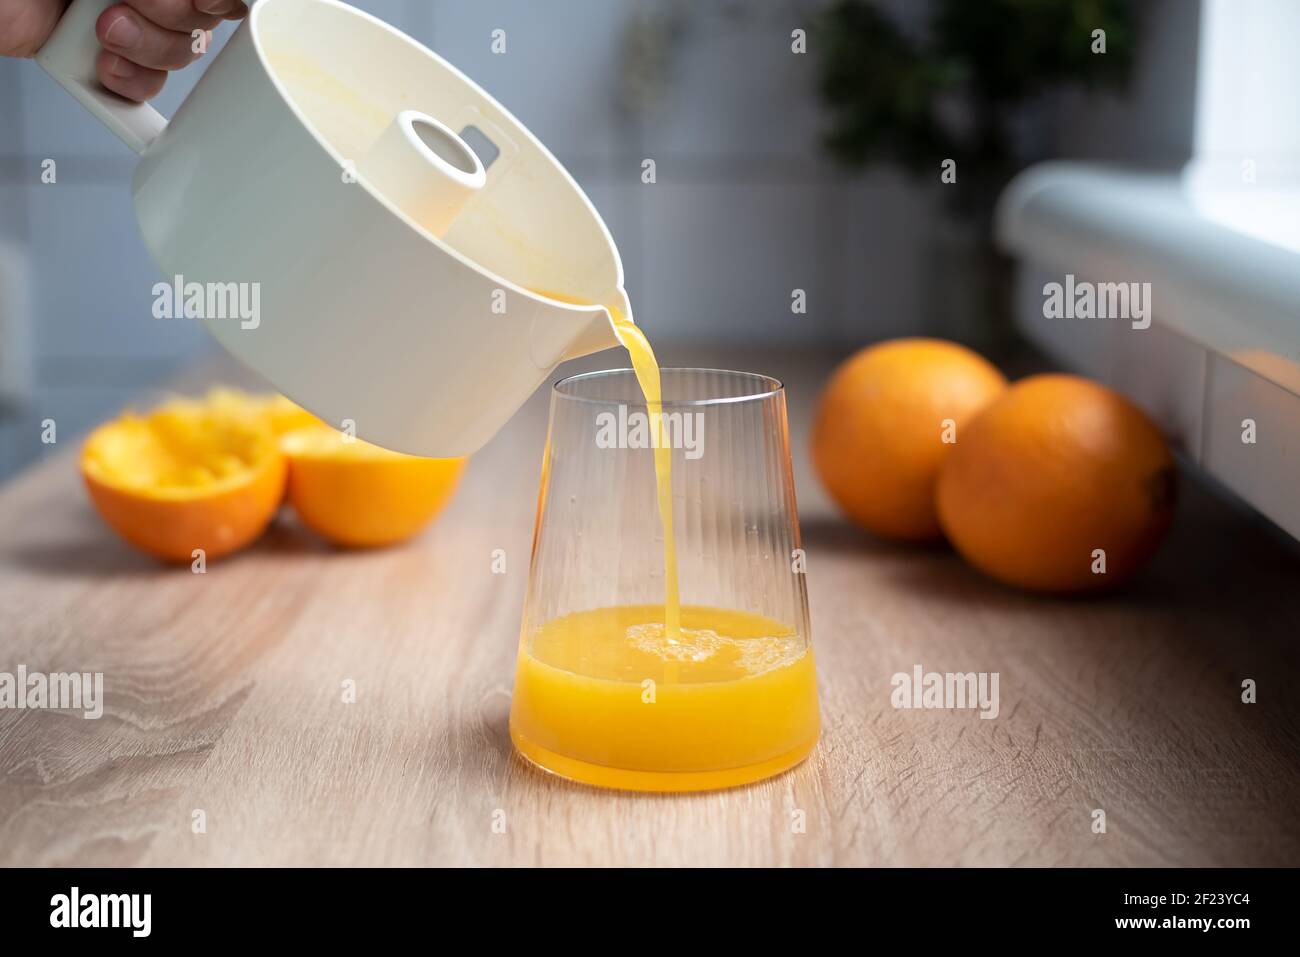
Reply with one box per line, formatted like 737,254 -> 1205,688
608,312 -> 683,652
510,293 -> 820,791
533,293 -> 682,642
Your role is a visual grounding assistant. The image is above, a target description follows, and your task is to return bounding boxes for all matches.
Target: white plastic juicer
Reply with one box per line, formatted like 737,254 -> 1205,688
37,0 -> 628,456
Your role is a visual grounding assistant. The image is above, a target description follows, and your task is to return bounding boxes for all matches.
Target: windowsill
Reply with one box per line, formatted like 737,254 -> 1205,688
995,161 -> 1300,396
996,160 -> 1300,542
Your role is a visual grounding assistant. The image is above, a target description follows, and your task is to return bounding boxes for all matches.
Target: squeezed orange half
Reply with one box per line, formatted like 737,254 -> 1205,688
80,398 -> 287,562
280,425 -> 465,547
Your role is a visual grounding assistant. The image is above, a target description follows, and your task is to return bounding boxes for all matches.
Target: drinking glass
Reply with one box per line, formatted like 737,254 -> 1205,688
509,368 -> 819,791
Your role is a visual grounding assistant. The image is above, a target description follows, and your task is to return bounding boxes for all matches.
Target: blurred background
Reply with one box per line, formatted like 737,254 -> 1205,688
0,0 -> 1234,481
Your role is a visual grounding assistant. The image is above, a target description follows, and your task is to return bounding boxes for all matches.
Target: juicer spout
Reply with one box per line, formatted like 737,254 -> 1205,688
559,286 -> 630,361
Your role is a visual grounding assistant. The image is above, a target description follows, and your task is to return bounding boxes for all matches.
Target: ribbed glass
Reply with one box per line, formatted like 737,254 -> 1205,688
509,368 -> 819,792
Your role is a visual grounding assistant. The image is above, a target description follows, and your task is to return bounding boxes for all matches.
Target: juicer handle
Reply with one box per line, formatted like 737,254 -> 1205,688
35,0 -> 168,155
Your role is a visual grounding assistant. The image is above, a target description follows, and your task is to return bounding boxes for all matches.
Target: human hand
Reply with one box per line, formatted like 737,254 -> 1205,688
0,0 -> 248,102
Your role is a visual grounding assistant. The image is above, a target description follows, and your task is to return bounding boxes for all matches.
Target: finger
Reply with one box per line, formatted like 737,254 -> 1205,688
0,0 -> 69,58
96,49 -> 168,103
97,5 -> 204,71
121,0 -> 239,33
195,0 -> 249,21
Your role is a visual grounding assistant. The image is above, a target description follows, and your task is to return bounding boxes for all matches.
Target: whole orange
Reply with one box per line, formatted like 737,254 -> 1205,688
935,374 -> 1176,592
812,338 -> 1008,540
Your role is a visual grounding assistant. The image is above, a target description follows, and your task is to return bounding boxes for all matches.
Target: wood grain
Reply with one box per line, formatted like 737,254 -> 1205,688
1,348 -> 1298,866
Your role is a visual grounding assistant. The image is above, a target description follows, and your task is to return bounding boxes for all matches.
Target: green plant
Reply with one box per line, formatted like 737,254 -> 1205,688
816,0 -> 1138,346
817,0 -> 1137,216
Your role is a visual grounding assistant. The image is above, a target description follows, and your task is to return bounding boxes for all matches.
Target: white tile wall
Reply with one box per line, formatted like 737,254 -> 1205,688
25,183 -> 210,361
0,181 -> 23,239
424,0 -> 635,162
638,180 -> 836,345
575,178 -> 641,296
0,240 -> 33,403
635,4 -> 823,164
3,385 -> 137,470
835,172 -> 939,343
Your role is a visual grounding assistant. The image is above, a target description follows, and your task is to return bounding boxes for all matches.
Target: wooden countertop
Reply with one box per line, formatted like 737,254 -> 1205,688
2,348 -> 1298,867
